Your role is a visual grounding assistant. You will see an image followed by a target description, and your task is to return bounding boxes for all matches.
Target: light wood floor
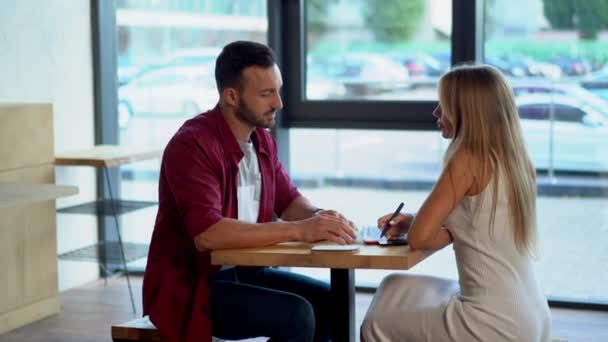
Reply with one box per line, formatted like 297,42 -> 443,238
1,275 -> 607,342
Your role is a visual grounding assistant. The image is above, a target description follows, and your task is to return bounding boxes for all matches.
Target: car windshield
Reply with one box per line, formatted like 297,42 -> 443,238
514,82 -> 608,117
562,86 -> 608,116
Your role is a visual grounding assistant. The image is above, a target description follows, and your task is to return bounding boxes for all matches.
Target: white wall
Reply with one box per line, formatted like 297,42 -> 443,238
0,0 -> 100,290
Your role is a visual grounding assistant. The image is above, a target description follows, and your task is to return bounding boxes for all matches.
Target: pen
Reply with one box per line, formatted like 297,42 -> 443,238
380,202 -> 404,238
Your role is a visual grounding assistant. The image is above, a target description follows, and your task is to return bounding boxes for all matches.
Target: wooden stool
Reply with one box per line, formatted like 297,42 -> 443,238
111,316 -> 228,342
111,316 -> 163,341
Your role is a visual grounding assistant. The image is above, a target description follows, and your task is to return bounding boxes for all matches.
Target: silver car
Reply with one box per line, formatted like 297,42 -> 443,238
516,94 -> 608,172
118,64 -> 218,128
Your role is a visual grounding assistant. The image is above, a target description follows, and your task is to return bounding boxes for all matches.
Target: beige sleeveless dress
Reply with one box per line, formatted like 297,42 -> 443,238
362,172 -> 551,341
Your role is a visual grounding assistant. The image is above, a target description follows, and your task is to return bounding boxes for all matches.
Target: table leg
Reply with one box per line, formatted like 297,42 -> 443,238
104,167 -> 136,315
330,268 -> 355,342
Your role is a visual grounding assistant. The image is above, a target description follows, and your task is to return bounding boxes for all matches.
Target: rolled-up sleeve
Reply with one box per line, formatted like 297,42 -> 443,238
162,134 -> 223,239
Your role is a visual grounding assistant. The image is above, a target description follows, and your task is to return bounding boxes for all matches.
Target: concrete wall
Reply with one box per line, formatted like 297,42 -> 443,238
0,0 -> 100,290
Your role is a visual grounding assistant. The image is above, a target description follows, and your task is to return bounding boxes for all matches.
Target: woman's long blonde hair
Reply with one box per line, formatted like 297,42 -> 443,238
439,64 -> 537,256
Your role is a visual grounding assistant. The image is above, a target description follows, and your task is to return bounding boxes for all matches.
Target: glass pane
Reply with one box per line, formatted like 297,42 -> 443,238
485,0 -> 608,304
289,128 -> 459,286
117,1 -> 268,149
305,0 -> 451,101
115,0 -> 268,269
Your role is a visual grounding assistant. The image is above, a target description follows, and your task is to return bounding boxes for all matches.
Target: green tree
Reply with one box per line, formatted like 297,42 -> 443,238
363,0 -> 425,43
543,0 -> 608,40
307,0 -> 338,36
543,0 -> 575,29
575,1 -> 604,39
306,0 -> 339,48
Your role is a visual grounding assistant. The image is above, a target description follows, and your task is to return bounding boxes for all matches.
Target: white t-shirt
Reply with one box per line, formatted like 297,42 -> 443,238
221,141 -> 261,272
237,141 -> 262,223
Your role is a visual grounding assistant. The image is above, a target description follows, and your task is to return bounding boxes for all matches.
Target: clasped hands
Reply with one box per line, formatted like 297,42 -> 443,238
297,209 -> 358,245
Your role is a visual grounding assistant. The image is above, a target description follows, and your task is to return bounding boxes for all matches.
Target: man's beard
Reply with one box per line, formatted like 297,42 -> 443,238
235,99 -> 275,129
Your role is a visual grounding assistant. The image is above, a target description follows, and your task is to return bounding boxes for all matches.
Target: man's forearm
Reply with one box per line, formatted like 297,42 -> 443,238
280,195 -> 318,221
194,218 -> 300,251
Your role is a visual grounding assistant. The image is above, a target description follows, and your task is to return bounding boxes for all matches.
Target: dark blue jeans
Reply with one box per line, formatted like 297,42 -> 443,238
209,266 -> 331,342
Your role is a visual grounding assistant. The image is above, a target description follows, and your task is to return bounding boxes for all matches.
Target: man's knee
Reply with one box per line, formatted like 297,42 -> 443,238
290,295 -> 315,328
285,295 -> 315,340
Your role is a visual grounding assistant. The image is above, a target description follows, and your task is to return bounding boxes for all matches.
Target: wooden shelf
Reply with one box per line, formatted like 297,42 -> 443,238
55,144 -> 161,168
59,241 -> 149,271
0,183 -> 78,208
57,198 -> 157,216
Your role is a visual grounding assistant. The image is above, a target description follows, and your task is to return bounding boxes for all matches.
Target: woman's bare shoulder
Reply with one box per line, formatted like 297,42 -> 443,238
448,148 -> 492,196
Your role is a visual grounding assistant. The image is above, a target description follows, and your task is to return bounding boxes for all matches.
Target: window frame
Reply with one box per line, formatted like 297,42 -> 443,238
278,0 -> 482,131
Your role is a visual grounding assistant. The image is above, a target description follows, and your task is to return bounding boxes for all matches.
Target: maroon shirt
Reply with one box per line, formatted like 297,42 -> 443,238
142,105 -> 301,342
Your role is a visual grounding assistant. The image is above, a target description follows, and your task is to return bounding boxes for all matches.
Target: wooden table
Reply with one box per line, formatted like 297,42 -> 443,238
0,183 -> 78,208
55,144 -> 162,168
211,242 -> 431,342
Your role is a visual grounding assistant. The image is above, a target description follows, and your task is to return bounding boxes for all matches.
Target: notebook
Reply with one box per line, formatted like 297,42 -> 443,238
311,244 -> 360,252
359,225 -> 408,246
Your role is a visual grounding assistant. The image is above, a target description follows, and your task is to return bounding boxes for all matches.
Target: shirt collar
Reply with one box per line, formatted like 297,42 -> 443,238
207,103 -> 269,160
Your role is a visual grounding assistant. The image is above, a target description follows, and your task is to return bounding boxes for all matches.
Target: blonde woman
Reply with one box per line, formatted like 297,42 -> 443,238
361,65 -> 551,342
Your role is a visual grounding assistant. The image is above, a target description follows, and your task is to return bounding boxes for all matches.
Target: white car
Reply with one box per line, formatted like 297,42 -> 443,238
162,47 -> 220,64
516,94 -> 608,172
316,52 -> 410,96
118,64 -> 218,128
512,81 -> 608,115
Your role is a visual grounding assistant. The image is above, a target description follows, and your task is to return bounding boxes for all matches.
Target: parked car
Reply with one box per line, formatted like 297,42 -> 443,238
580,66 -> 608,101
313,53 -> 409,96
390,52 -> 445,78
119,47 -> 221,86
159,47 -> 221,66
485,56 -> 527,77
499,55 -> 562,79
511,81 -> 608,119
516,94 -> 608,172
548,56 -> 592,76
431,52 -> 451,74
118,64 -> 218,128
306,62 -> 347,100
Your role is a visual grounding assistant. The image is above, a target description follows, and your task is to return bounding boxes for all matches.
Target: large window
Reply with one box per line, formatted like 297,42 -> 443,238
115,0 -> 268,173
289,129 -> 458,287
104,0 -> 608,307
305,0 -> 450,102
482,0 -> 608,305
282,0 -> 462,129
289,127 -> 608,304
289,0 -> 608,307
117,0 -> 267,148
485,0 -> 608,175
113,0 -> 269,269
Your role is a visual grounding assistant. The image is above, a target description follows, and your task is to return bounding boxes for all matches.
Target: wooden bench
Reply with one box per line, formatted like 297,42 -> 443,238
111,316 -> 228,342
111,316 -> 164,342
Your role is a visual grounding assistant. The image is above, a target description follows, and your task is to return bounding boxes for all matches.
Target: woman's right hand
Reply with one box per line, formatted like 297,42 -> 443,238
377,213 -> 414,239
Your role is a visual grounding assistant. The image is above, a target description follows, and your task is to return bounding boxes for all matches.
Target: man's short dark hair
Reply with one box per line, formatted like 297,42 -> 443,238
215,41 -> 276,93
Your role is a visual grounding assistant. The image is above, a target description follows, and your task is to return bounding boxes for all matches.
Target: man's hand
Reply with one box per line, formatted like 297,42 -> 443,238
296,211 -> 358,245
